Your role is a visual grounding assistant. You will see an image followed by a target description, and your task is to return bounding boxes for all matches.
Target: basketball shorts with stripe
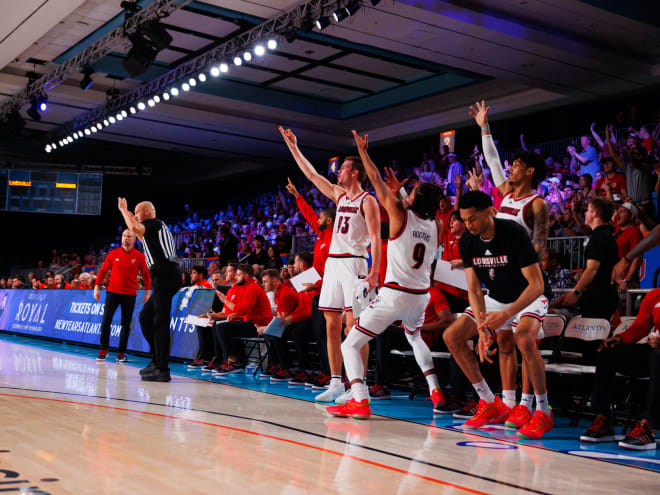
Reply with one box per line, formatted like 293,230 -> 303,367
318,256 -> 368,312
355,287 -> 430,338
464,294 -> 548,336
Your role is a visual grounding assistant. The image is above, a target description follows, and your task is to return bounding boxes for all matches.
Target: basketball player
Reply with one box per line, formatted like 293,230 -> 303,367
444,191 -> 552,439
470,100 -> 550,429
326,130 -> 444,419
118,198 -> 180,382
279,126 -> 381,402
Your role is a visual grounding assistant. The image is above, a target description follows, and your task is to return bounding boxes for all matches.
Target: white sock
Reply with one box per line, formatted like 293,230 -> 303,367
330,375 -> 343,388
520,393 -> 534,410
351,381 -> 367,402
473,379 -> 495,403
340,327 -> 372,394
502,389 -> 517,408
535,393 -> 551,415
425,373 -> 440,394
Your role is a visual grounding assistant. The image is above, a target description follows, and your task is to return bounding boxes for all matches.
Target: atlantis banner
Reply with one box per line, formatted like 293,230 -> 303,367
0,288 -> 215,359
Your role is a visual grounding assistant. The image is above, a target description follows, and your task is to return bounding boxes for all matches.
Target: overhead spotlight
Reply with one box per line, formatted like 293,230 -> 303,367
210,66 -> 220,77
121,110 -> 128,117
130,106 -> 137,114
116,113 -> 123,121
67,136 -> 73,143
73,133 -> 79,139
315,16 -> 331,30
27,94 -> 47,121
103,119 -> 109,126
91,127 -> 97,133
170,87 -> 179,96
120,1 -> 141,13
141,19 -> 173,52
233,56 -> 242,66
80,65 -> 95,91
220,62 -> 229,73
198,73 -> 207,82
254,44 -> 265,56
147,99 -> 155,107
84,129 -> 91,135
77,131 -> 84,138
59,140 -> 64,146
162,92 -> 170,101
137,101 -> 146,110
153,95 -> 161,103
284,26 -> 297,43
301,17 -> 314,33
346,1 -> 361,15
188,78 -> 197,86
333,7 -> 347,22
96,123 -> 103,130
267,39 -> 278,50
182,82 -> 190,91
122,33 -> 158,77
45,145 -> 51,153
243,51 -> 252,62
52,142 -> 57,149
109,116 -> 116,124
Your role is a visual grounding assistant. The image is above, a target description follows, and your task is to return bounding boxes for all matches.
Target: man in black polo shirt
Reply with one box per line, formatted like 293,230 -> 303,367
554,197 -> 618,320
118,198 -> 180,382
443,191 -> 552,439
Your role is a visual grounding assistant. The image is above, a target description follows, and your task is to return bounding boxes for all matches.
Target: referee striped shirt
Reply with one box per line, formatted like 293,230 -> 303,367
141,218 -> 177,269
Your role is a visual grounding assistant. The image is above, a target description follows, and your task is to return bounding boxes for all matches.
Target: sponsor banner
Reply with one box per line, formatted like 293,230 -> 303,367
0,288 -> 215,359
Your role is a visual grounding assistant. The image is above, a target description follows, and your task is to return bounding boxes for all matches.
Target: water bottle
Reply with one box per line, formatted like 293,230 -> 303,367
245,363 -> 257,374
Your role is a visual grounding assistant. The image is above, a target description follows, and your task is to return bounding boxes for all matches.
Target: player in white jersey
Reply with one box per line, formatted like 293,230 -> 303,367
326,130 -> 445,420
279,126 -> 381,402
469,100 -> 550,430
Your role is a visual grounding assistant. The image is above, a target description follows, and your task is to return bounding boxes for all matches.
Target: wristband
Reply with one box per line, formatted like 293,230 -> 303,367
573,289 -> 581,297
480,124 -> 490,134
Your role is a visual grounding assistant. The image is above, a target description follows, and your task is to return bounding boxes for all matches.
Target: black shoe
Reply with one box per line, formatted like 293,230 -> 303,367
139,362 -> 157,375
619,422 -> 656,451
580,414 -> 616,443
141,369 -> 171,382
453,397 -> 479,419
434,395 -> 461,414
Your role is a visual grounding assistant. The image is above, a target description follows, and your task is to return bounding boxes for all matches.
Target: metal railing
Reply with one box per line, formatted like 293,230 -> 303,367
547,236 -> 588,279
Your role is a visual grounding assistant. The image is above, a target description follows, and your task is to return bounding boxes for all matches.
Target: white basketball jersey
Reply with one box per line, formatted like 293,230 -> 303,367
329,191 -> 370,258
496,192 -> 539,236
384,210 -> 440,291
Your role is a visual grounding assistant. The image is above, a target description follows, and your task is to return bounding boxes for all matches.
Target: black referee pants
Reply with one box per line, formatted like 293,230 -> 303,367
139,264 -> 180,371
99,291 -> 136,352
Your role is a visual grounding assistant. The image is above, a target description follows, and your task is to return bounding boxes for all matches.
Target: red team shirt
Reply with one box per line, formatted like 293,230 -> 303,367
296,195 -> 331,294
274,283 -> 299,315
96,247 -> 151,295
619,287 -> 660,343
232,278 -> 273,326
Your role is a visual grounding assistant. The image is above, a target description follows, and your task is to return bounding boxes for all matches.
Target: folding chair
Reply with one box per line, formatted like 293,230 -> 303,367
539,313 -> 567,363
233,337 -> 267,376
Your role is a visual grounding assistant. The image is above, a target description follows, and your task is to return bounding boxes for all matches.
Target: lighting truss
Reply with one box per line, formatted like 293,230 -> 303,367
0,0 -> 193,121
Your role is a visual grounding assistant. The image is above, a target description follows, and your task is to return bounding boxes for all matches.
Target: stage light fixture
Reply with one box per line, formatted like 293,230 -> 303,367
84,129 -> 91,135
80,65 -> 95,91
67,136 -> 73,143
147,99 -> 155,107
233,56 -> 242,66
346,1 -> 361,15
284,26 -> 297,43
142,20 -> 173,52
153,95 -> 161,103
52,142 -> 57,149
315,16 -> 331,30
267,39 -> 278,50
46,145 -> 51,153
210,66 -> 220,77
220,62 -> 229,73
96,123 -> 103,130
27,94 -> 47,121
182,82 -> 190,91
162,92 -> 170,101
122,34 -> 158,77
130,106 -> 137,114
77,131 -> 83,138
116,113 -> 123,121
243,51 -> 252,62
254,44 -> 265,56
333,7 -> 348,22
59,140 -> 64,146
188,78 -> 197,87
91,127 -> 97,133
137,101 -> 146,110
109,116 -> 116,124
198,73 -> 207,82
170,87 -> 179,96
121,110 -> 128,117
73,133 -> 79,139
301,17 -> 314,33
103,119 -> 110,126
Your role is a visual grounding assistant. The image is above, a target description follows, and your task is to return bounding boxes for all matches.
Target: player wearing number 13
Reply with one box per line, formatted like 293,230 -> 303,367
279,126 -> 382,403
326,130 -> 445,420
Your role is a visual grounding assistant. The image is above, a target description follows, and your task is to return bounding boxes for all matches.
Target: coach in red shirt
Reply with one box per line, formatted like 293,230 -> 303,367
94,229 -> 151,362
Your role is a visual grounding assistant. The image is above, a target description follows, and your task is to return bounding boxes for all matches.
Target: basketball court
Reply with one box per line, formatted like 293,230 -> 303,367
1,334 -> 658,494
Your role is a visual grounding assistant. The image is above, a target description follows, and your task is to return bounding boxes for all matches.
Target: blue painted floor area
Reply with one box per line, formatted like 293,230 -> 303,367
3,333 -> 659,473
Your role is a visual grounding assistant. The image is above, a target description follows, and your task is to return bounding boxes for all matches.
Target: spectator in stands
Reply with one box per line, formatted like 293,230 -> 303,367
31,277 -> 43,289
266,245 -> 283,270
11,275 -> 26,289
213,264 -> 272,374
246,235 -> 268,268
54,273 -> 70,289
613,203 -> 643,294
275,224 -> 292,254
541,249 -> 575,311
579,287 -> 660,451
417,161 -> 441,185
568,135 -> 600,179
0,278 -> 6,289
181,271 -> 191,287
218,225 -> 239,267
446,154 -> 463,195
190,265 -> 212,289
554,207 -> 582,237
595,157 -> 626,200
577,174 -> 594,204
545,178 -> 565,209
208,261 -> 220,277
554,198 -> 618,321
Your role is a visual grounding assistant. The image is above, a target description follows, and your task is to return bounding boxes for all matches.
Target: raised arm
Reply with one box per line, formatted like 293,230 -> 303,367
590,122 -> 605,149
606,127 -> 624,169
118,197 -> 145,239
279,126 -> 341,203
469,100 -> 511,196
362,195 -> 382,291
352,130 -> 403,218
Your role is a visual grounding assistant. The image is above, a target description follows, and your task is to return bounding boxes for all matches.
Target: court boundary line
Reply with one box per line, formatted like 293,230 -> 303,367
0,385 -> 551,495
2,334 -> 658,477
1,391 -> 497,495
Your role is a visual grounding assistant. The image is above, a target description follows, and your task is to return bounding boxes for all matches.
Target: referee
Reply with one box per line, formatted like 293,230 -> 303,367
94,229 -> 151,362
119,198 -> 180,382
